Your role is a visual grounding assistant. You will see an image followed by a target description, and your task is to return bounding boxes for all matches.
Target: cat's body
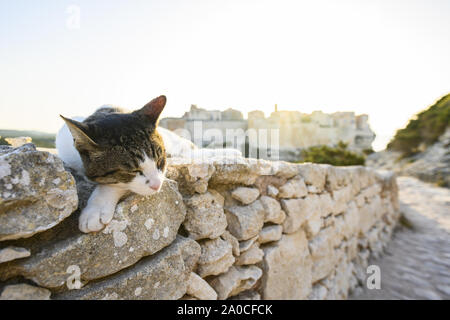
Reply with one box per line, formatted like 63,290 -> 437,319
56,96 -> 241,233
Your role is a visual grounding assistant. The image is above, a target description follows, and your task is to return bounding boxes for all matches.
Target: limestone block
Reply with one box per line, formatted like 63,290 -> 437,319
331,185 -> 352,215
225,200 -> 265,240
0,144 -> 78,241
267,185 -> 279,197
281,195 -> 319,234
183,190 -> 227,240
197,237 -> 235,277
166,159 -> 215,195
0,247 -> 30,264
278,177 -> 308,199
260,230 -> 312,299
359,195 -> 383,234
297,163 -> 327,193
260,196 -> 285,224
239,236 -> 259,253
258,225 -> 283,244
0,284 -> 51,300
208,266 -> 263,300
308,283 -> 328,300
220,231 -> 240,257
235,243 -> 264,266
57,236 -> 200,300
186,272 -> 218,300
231,187 -> 260,205
309,226 -> 337,282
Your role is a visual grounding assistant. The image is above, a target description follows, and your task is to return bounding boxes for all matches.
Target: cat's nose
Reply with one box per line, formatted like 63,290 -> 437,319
149,181 -> 161,191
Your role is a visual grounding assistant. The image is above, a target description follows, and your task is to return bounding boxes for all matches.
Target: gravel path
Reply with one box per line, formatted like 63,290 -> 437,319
351,176 -> 450,300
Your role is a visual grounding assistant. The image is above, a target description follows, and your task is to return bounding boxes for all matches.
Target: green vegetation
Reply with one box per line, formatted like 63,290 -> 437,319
362,148 -> 375,156
387,93 -> 450,157
298,141 -> 365,166
0,129 -> 56,148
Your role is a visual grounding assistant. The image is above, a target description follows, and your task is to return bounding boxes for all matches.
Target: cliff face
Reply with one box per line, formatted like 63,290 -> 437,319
367,127 -> 450,187
0,144 -> 399,300
373,93 -> 450,187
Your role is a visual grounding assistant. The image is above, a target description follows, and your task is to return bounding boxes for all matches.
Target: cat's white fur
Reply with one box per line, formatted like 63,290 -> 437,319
56,110 -> 242,233
55,116 -> 85,174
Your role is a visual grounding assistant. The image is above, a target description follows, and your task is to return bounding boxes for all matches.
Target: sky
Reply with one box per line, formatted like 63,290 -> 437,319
1,0 -> 449,150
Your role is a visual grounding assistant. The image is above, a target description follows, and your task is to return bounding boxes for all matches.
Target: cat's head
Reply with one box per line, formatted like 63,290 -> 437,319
61,95 -> 167,196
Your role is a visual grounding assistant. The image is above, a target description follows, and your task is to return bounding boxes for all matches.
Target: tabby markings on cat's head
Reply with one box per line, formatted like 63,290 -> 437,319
61,95 -> 168,196
119,154 -> 166,196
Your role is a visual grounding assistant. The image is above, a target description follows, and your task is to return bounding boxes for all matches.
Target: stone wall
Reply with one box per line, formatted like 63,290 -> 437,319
0,144 -> 399,300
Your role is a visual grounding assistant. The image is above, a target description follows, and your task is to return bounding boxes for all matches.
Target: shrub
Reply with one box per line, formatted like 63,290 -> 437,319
298,141 -> 365,166
362,148 -> 375,155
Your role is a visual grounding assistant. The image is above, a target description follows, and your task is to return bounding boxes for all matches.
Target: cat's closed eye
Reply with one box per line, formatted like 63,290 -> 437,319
134,170 -> 144,176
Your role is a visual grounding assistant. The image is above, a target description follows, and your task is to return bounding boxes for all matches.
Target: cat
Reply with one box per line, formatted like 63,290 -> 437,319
56,95 -> 242,233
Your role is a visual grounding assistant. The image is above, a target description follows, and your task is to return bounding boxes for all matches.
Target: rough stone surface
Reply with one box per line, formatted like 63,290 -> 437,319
260,196 -> 285,224
260,230 -> 312,299
206,157 -> 273,186
231,187 -> 260,205
239,236 -> 259,253
0,283 -> 51,300
258,225 -> 283,244
358,195 -> 383,234
297,163 -> 327,193
281,196 -> 319,234
0,180 -> 186,290
225,200 -> 265,240
326,166 -> 352,190
208,265 -> 263,300
304,209 -> 321,238
309,226 -> 337,282
0,246 -> 30,264
235,243 -> 264,265
186,272 -> 218,300
220,231 -> 240,257
318,193 -> 334,217
278,177 -> 308,199
166,160 -> 215,195
0,144 -> 78,241
331,185 -> 352,215
308,283 -> 328,300
57,236 -> 200,300
267,185 -> 279,197
197,237 -> 235,277
183,190 -> 227,240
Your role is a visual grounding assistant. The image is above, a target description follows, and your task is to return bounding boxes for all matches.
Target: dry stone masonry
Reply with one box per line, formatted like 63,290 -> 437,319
0,143 -> 399,300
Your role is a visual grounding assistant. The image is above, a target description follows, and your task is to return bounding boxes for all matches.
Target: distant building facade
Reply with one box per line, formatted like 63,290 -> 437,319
159,104 -> 375,161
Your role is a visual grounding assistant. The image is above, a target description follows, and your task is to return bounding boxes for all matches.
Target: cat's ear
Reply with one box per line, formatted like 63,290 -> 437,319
136,95 -> 166,125
60,115 -> 98,151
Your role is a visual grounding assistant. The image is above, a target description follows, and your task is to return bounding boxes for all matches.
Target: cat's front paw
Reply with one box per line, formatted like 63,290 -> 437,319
79,203 -> 115,233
